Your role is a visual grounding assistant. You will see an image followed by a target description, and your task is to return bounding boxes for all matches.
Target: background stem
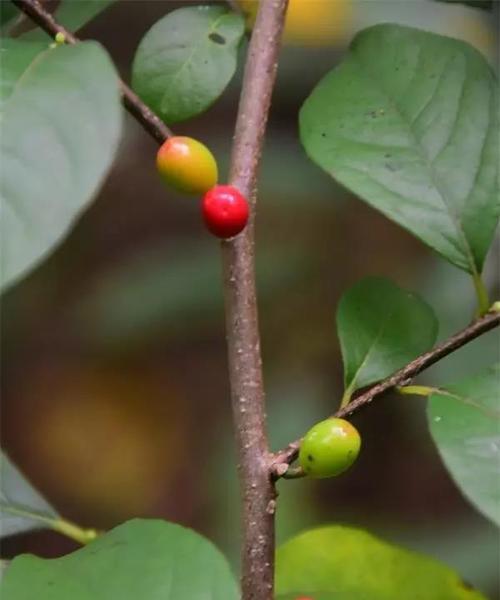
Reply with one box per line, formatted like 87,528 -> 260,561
222,1 -> 289,598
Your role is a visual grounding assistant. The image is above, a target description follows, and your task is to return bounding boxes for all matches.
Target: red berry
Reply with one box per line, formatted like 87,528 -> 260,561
201,185 -> 249,239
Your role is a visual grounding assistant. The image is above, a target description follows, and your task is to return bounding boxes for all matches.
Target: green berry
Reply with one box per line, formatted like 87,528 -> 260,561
491,300 -> 500,312
299,417 -> 361,478
156,136 -> 218,195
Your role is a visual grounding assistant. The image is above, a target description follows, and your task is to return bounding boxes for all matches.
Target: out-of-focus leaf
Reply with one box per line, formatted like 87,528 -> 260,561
74,242 -> 311,345
0,452 -> 58,537
0,3 -> 18,29
132,5 -> 245,123
0,42 -> 122,291
391,520 -> 500,597
1,519 -> 239,599
428,365 -> 500,526
276,526 -> 486,599
337,277 -> 437,400
300,24 -> 499,274
0,560 -> 9,581
22,0 -> 117,41
0,39 -> 48,107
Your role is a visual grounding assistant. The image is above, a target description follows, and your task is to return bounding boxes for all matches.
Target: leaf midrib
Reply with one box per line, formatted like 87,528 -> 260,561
1,43 -> 50,109
346,302 -> 397,392
159,11 -> 233,112
432,389 -> 500,420
351,49 -> 479,275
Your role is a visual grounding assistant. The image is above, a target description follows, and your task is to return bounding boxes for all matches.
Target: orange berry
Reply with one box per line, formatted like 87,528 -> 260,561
156,136 -> 218,195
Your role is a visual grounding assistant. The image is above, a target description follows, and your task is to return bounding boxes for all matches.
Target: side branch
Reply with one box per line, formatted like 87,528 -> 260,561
11,0 -> 172,144
272,309 -> 500,473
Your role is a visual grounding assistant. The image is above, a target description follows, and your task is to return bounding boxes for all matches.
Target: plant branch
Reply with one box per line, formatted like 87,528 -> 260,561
11,0 -> 290,595
272,308 -> 500,474
221,0 -> 288,598
10,0 -> 172,144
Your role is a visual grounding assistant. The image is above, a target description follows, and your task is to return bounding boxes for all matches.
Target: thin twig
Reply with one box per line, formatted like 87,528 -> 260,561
272,309 -> 500,474
221,0 -> 289,598
10,0 -> 172,144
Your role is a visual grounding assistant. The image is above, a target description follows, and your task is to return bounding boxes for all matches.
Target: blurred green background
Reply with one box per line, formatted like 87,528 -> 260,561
1,0 -> 499,597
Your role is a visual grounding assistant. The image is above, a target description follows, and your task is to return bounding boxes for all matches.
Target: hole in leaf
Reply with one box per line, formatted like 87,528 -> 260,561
209,32 -> 226,45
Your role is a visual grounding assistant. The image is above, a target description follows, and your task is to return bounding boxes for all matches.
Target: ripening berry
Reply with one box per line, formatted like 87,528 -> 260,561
299,417 -> 361,478
156,136 -> 218,195
201,185 -> 249,239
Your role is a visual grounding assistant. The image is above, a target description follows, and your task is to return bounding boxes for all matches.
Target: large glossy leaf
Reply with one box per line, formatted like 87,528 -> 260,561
1,519 -> 239,599
132,5 -> 245,124
337,277 -> 437,399
0,42 -> 122,291
0,39 -> 48,107
22,0 -> 117,41
276,526 -> 486,599
428,365 -> 500,526
0,452 -> 58,537
300,24 -> 499,274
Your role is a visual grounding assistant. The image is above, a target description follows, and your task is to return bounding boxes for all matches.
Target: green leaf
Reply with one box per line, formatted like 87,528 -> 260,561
0,560 -> 9,581
132,5 -> 245,124
276,526 -> 487,599
300,24 -> 499,274
428,365 -> 500,526
0,3 -> 19,29
0,39 -> 48,107
337,277 -> 438,399
0,42 -> 122,291
0,452 -> 58,537
21,0 -> 117,41
1,519 -> 239,600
